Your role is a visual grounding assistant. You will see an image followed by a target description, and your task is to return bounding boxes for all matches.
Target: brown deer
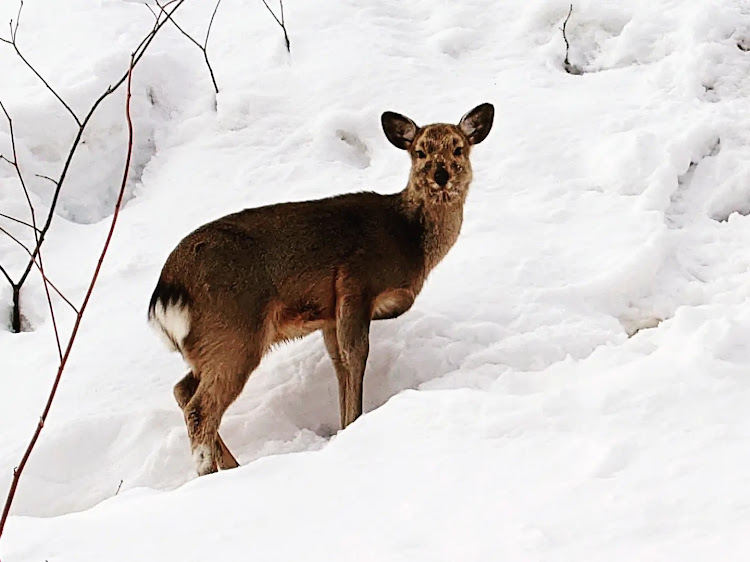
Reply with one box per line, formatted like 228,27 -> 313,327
148,103 -> 494,475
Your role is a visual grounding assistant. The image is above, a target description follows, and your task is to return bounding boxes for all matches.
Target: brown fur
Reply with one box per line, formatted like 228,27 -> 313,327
149,103 -> 494,475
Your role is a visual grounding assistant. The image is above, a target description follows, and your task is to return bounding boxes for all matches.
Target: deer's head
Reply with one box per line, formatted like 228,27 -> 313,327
382,103 -> 494,205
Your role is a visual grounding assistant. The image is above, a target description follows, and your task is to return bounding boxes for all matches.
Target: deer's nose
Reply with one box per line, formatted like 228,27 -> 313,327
434,167 -> 449,187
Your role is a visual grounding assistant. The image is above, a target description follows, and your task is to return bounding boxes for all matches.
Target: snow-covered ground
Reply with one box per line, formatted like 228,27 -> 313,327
2,0 -> 750,559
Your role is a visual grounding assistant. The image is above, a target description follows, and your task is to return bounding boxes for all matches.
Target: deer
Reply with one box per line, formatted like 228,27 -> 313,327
148,103 -> 494,476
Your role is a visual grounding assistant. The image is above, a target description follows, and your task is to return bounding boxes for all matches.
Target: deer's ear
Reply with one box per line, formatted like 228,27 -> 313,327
459,103 -> 494,145
381,111 -> 418,150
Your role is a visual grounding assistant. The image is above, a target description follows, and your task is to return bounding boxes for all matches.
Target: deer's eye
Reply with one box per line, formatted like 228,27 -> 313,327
415,150 -> 426,159
454,146 -> 463,156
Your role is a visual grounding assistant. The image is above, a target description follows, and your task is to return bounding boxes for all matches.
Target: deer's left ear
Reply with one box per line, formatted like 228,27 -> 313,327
459,103 -> 494,145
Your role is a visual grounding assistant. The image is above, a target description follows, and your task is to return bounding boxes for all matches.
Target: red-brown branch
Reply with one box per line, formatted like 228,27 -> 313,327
0,50 -> 136,544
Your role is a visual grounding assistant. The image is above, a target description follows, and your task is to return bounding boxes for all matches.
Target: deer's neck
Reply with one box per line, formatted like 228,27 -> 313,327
400,189 -> 466,273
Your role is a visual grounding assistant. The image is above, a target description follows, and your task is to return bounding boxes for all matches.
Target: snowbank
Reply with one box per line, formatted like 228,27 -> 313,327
1,0 -> 750,559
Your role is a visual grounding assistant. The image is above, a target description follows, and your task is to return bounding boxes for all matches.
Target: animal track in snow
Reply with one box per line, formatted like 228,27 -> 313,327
665,137 -> 721,228
335,129 -> 371,169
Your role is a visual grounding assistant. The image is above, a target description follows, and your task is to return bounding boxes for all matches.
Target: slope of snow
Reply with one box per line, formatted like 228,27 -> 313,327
2,0 -> 750,559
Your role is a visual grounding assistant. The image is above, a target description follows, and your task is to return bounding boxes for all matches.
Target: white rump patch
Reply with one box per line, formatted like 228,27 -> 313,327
149,300 -> 191,353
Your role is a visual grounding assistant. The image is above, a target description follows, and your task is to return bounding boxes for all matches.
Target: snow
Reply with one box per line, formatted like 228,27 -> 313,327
2,0 -> 750,559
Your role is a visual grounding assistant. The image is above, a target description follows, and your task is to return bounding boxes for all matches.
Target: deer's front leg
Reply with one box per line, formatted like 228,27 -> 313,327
323,326 -> 350,430
333,290 -> 371,428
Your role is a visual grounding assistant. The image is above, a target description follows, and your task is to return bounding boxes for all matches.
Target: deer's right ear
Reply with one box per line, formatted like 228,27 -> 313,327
381,111 -> 417,150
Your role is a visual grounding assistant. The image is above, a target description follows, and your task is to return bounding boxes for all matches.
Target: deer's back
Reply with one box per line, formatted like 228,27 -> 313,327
156,191 -> 426,342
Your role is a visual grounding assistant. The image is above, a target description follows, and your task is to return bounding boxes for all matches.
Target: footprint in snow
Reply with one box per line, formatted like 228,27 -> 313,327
312,112 -> 373,170
335,129 -> 371,169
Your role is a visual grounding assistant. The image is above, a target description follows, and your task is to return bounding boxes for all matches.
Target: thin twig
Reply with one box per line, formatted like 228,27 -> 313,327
13,0 -> 186,300
115,479 -> 123,496
0,48 -> 137,542
205,0 -> 221,48
153,0 -> 221,93
0,1 -> 23,44
0,99 -> 40,243
0,212 -> 40,233
0,97 -> 54,336
10,1 -> 22,41
0,2 -> 81,126
260,0 -> 290,53
0,209 -> 64,348
44,279 -> 78,314
560,4 -> 582,75
0,225 -> 62,356
35,173 -> 57,185
0,225 -> 77,314
561,5 -> 572,58
0,264 -> 12,286
203,0 -> 222,94
0,225 -> 31,255
37,251 -> 62,358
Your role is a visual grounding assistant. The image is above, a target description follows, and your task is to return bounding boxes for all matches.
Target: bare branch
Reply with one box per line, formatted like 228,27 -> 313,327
44,279 -> 77,314
260,0 -> 290,53
0,212 -> 40,233
560,4 -> 583,76
0,95 -> 52,334
561,5 -> 572,57
154,0 -> 221,94
1,0 -> 185,332
0,99 -> 39,237
0,167 -> 66,354
0,225 -> 31,255
205,0 -> 221,48
0,263 -> 12,286
0,225 -> 77,314
152,2 -> 200,50
37,275 -> 77,314
35,173 -> 57,185
260,0 -> 282,28
0,95 -> 47,336
0,47 -> 138,542
10,0 -> 22,42
13,0 -> 187,296
37,250 -> 62,359
0,0 -> 197,534
0,2 -> 81,126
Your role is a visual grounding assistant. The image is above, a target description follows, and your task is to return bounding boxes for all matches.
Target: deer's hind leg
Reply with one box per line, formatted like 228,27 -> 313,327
180,328 -> 263,476
173,372 -> 238,470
